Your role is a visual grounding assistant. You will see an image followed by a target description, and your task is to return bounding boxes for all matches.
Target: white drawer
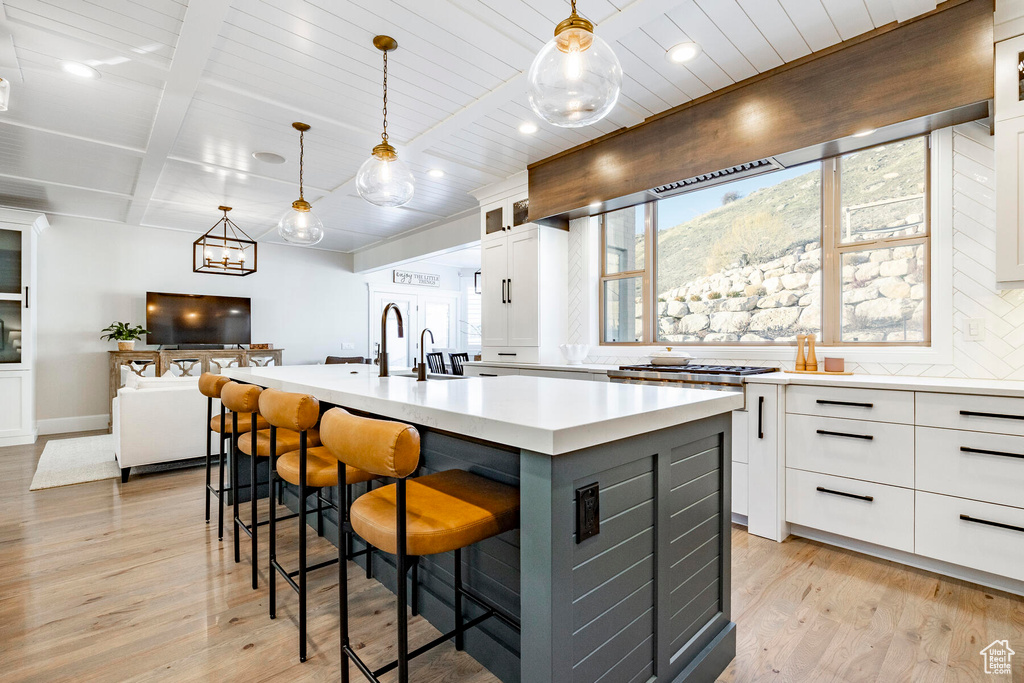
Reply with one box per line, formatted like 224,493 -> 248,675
916,427 -> 1024,509
518,368 -> 592,381
732,462 -> 748,516
480,347 -> 539,363
787,385 -> 913,424
786,414 -> 914,487
786,469 -> 914,552
916,392 -> 1024,436
915,491 -> 1024,582
464,365 -> 519,378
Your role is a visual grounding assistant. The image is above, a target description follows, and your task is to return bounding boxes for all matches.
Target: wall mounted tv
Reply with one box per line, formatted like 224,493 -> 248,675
146,292 -> 251,346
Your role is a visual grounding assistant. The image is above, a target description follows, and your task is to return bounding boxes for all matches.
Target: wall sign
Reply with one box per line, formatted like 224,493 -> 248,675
393,269 -> 441,287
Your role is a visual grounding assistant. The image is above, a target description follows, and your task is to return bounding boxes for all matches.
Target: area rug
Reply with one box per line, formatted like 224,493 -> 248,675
29,434 -> 120,490
28,435 -> 204,491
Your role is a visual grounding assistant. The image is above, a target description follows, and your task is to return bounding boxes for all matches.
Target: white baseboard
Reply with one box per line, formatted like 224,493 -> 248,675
789,524 -> 1024,598
37,414 -> 109,436
0,431 -> 38,447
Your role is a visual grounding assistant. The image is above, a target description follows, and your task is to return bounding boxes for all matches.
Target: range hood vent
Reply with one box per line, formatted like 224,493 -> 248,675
650,157 -> 784,198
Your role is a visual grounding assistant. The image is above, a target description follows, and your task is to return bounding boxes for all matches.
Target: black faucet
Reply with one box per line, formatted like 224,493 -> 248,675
417,328 -> 434,381
379,303 -> 404,378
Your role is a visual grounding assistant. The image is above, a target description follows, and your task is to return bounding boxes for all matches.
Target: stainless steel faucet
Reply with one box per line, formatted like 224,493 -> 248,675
379,303 -> 404,378
417,328 -> 434,381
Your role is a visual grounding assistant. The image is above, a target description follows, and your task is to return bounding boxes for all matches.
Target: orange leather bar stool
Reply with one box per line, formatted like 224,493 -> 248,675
198,373 -> 231,539
260,389 -> 380,663
320,408 -> 521,683
221,381 -> 293,590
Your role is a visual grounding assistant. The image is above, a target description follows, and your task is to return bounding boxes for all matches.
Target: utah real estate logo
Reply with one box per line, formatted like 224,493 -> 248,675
980,640 -> 1014,676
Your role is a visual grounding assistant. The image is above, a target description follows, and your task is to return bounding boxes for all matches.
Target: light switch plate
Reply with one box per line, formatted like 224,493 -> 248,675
964,318 -> 985,341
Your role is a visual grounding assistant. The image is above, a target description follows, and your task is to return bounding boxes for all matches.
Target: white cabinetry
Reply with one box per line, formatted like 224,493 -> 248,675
776,380 -> 1024,594
473,174 -> 567,365
0,209 -> 48,446
745,383 -> 787,541
994,31 -> 1024,286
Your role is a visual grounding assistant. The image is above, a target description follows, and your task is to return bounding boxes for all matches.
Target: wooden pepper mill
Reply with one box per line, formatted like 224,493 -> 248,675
806,334 -> 818,372
795,334 -> 807,371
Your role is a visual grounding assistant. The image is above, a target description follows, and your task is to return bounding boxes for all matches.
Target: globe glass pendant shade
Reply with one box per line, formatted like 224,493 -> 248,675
527,25 -> 621,128
356,147 -> 415,208
278,202 -> 324,246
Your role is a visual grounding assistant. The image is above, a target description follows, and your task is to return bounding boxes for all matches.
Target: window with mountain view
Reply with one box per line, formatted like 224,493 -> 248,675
599,136 -> 930,346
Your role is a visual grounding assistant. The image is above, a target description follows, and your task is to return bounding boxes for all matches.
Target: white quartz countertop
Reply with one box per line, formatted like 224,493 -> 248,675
464,360 -> 618,374
221,364 -> 741,455
746,371 -> 1024,397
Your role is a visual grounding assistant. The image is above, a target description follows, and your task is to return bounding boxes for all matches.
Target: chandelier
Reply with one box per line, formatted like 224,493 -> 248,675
193,206 -> 257,276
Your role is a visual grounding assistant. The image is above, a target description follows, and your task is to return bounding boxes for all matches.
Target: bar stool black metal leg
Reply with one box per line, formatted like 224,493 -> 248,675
339,463 -> 351,683
218,410 -> 226,540
205,397 -> 212,523
298,435 -> 308,663
232,415 -> 241,564
396,477 -> 409,683
454,547 -> 464,651
316,491 -> 324,537
269,447 -> 278,620
250,411 -> 259,590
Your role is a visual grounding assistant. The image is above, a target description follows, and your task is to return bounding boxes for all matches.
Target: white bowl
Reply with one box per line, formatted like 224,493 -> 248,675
559,344 -> 589,365
651,356 -> 691,366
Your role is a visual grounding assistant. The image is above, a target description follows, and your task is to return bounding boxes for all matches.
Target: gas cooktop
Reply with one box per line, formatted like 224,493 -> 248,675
616,364 -> 777,376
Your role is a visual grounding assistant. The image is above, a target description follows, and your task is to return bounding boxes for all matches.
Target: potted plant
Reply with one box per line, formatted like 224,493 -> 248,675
101,321 -> 149,351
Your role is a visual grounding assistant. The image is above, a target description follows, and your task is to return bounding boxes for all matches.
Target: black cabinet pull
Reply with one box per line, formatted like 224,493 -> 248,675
480,373 -> 498,377
501,279 -> 507,304
507,278 -> 512,303
816,399 -> 873,408
816,486 -> 873,502
959,410 -> 1024,421
757,396 -> 764,440
960,446 -> 1024,460
816,429 -> 874,441
24,286 -> 29,309
497,352 -> 517,356
960,514 -> 1024,534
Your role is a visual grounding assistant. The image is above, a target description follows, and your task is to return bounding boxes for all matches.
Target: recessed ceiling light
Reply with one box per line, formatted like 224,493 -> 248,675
252,151 -> 286,164
428,169 -> 445,178
61,61 -> 100,79
518,121 -> 538,135
853,128 -> 876,138
589,201 -> 602,209
667,42 -> 701,64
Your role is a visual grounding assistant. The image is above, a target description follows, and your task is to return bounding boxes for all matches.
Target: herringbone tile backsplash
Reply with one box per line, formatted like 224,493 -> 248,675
570,122 -> 1024,380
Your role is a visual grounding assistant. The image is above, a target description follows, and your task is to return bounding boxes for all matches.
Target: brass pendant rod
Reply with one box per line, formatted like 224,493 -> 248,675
381,49 -> 389,145
298,128 -> 305,201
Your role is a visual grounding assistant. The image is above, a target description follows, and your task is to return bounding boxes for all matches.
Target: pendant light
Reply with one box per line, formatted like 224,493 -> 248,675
278,122 -> 325,246
356,35 -> 415,208
194,206 -> 257,276
527,0 -> 622,128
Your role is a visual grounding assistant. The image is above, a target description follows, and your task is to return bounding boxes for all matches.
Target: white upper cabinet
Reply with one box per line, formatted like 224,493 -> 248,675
471,173 -> 568,364
995,29 -> 1024,287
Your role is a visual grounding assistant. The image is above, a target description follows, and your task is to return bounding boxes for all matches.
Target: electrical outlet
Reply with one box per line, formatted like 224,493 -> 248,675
342,342 -> 355,350
964,318 -> 985,342
575,483 -> 600,543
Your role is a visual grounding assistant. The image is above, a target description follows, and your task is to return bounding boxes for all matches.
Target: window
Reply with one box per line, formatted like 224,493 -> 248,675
599,136 -> 930,346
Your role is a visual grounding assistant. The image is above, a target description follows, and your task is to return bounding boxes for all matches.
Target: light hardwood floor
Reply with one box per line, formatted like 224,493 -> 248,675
2,434 -> 1021,682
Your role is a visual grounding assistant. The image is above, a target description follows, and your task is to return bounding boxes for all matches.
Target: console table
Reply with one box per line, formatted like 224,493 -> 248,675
108,348 -> 284,428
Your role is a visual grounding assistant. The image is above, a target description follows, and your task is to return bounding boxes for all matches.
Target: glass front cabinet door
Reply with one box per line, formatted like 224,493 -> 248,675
0,226 -> 28,368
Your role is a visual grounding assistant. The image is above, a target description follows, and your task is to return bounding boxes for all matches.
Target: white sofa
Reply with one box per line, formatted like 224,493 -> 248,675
112,375 -> 220,482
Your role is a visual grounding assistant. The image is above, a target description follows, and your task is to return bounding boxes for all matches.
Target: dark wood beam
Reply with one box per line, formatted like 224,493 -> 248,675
527,0 -> 994,222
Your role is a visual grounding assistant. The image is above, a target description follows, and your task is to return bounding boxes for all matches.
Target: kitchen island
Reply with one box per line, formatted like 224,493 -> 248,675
222,364 -> 742,683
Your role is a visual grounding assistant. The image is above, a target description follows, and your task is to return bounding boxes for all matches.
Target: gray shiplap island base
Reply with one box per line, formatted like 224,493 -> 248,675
222,365 -> 742,683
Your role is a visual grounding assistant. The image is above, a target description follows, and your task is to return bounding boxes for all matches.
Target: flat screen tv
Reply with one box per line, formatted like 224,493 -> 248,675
146,292 -> 251,346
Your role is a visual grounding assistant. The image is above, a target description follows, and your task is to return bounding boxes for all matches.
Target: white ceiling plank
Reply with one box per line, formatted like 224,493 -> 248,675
820,0 -> 875,40
734,0 -> 811,63
694,0 -> 784,73
614,29 -> 695,104
125,0 -> 234,225
889,0 -> 938,22
861,0 -> 897,26
666,2 -> 757,83
777,0 -> 842,52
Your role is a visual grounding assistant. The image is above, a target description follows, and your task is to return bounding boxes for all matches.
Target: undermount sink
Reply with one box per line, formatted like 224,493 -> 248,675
393,372 -> 466,381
